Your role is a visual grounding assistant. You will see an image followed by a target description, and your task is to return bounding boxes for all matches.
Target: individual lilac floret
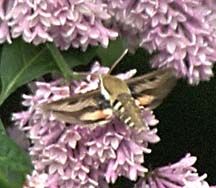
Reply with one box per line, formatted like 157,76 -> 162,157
106,0 -> 216,84
0,0 -> 12,43
12,63 -> 160,188
135,153 -> 211,188
0,0 -> 118,50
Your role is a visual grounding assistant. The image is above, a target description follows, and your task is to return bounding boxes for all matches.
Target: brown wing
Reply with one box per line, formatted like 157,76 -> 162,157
40,89 -> 113,125
127,69 -> 177,109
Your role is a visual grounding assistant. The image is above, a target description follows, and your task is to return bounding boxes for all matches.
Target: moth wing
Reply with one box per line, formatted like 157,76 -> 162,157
127,69 -> 176,109
40,89 -> 113,125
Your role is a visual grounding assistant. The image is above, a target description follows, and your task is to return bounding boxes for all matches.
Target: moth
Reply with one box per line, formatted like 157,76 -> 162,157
41,51 -> 176,130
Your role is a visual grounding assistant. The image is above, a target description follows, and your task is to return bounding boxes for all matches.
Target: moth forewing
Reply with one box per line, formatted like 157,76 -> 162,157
40,89 -> 113,125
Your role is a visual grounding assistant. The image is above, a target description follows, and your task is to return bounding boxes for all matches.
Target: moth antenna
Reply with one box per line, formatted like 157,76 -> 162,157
108,49 -> 129,74
73,71 -> 101,79
70,49 -> 128,79
73,72 -> 91,77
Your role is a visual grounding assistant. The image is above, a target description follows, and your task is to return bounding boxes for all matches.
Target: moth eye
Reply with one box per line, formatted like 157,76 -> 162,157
98,95 -> 110,109
102,100 -> 111,108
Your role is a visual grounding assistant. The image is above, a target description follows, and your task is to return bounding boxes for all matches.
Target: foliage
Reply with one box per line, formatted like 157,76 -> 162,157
0,134 -> 32,188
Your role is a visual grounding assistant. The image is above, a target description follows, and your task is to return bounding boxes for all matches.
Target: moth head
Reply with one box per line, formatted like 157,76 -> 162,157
99,74 -> 131,104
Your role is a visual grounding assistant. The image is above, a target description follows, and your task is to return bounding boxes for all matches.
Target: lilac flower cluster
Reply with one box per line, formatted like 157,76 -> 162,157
135,154 -> 213,188
13,63 -> 160,188
105,0 -> 216,84
1,0 -> 216,83
0,0 -> 118,50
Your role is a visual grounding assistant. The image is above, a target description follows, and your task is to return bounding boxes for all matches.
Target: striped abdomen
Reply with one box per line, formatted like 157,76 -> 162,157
111,93 -> 146,130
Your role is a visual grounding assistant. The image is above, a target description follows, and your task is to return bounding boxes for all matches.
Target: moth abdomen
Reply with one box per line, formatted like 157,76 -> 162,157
112,100 -> 125,112
112,94 -> 146,130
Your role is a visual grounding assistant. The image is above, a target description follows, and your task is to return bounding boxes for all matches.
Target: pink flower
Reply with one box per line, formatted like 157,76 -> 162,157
0,0 -> 118,50
0,0 -> 13,43
135,154 -> 211,188
24,171 -> 48,188
106,0 -> 216,84
13,63 -> 160,188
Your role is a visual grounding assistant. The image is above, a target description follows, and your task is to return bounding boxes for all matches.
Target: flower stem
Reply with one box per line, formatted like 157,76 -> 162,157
46,43 -> 80,80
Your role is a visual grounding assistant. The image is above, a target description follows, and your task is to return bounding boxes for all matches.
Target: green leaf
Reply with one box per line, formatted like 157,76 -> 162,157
62,38 -> 126,70
62,47 -> 98,68
0,134 -> 32,188
0,118 -> 6,135
96,38 -> 126,66
0,38 -> 57,105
